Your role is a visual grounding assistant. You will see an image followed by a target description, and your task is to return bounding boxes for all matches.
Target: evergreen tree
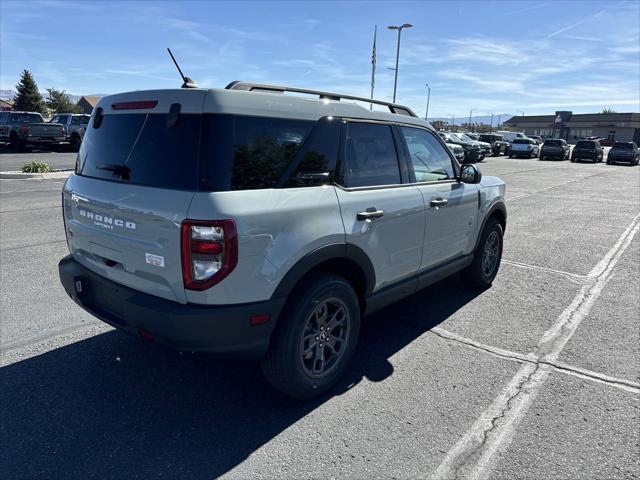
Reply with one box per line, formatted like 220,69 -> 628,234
46,88 -> 80,113
13,70 -> 46,114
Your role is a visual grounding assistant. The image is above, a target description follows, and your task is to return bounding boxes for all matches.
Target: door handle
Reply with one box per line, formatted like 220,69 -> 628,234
357,207 -> 384,221
430,198 -> 448,207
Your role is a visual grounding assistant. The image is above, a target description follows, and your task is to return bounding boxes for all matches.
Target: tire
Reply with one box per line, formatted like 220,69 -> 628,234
9,132 -> 25,151
261,273 -> 360,399
70,134 -> 81,151
607,159 -> 612,165
462,219 -> 503,290
570,157 -> 576,163
508,153 -> 513,158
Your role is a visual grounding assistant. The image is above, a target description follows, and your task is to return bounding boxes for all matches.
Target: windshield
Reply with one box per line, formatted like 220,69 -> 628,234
459,134 -> 474,142
544,140 -> 562,146
612,143 -> 632,150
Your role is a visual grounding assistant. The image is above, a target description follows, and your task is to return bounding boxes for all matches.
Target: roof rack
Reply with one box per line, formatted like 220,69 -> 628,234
225,81 -> 418,117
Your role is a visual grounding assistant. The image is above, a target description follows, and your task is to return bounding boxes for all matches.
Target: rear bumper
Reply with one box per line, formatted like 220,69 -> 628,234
58,255 -> 285,357
541,150 -> 566,159
608,155 -> 636,163
572,151 -> 599,160
27,136 -> 66,144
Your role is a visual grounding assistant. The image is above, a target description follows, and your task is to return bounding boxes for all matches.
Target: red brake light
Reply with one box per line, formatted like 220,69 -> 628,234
181,219 -> 238,291
111,100 -> 158,110
19,125 -> 28,134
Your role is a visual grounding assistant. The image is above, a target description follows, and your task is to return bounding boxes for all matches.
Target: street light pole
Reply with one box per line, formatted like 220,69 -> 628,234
424,82 -> 430,121
387,23 -> 413,103
468,109 -> 473,130
490,113 -> 494,130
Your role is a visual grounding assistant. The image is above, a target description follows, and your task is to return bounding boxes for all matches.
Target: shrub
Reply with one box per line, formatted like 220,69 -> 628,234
22,161 -> 51,173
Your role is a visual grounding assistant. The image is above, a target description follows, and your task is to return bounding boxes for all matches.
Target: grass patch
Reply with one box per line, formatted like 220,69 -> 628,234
22,161 -> 51,173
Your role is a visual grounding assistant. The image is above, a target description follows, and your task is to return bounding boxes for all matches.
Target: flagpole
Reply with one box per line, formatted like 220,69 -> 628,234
370,25 -> 377,110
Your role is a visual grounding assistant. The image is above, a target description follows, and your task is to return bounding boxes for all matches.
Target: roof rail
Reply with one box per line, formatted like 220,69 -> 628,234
225,81 -> 417,117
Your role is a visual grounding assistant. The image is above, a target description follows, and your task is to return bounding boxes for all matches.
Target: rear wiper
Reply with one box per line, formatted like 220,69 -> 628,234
98,164 -> 131,180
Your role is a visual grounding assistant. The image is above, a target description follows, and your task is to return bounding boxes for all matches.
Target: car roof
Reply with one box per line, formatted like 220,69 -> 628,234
97,84 -> 434,131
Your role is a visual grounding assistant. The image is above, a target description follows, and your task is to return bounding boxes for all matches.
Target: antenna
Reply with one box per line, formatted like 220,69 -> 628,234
166,48 -> 198,89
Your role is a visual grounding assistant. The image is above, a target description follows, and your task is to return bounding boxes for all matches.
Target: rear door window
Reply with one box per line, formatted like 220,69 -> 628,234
338,122 -> 401,188
0,112 -> 8,124
401,126 -> 454,182
77,113 -> 202,190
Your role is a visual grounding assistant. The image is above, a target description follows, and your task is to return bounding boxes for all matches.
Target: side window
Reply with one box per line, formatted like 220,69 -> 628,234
71,116 -> 87,125
339,122 -> 401,188
285,118 -> 340,187
400,127 -> 454,182
0,112 -> 9,124
50,116 -> 59,124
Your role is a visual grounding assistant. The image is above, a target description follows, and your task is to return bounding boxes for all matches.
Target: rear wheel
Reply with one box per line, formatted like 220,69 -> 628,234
261,273 -> 360,399
70,134 -> 81,151
462,219 -> 503,290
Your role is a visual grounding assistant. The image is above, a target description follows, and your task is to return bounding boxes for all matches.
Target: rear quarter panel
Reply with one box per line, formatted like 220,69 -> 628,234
186,186 -> 345,304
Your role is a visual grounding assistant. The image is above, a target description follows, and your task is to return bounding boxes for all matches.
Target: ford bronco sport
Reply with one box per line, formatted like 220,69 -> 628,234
58,82 -> 507,399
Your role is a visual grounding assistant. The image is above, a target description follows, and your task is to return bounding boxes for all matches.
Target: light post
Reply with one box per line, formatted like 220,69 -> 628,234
468,109 -> 474,131
424,82 -> 431,121
490,113 -> 494,130
387,23 -> 413,103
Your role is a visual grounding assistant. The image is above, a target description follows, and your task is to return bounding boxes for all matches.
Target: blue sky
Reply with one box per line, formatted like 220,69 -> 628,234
1,0 -> 639,118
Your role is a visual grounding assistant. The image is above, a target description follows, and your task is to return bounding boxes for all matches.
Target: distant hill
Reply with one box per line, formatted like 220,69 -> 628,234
427,113 -> 513,126
0,89 -> 105,102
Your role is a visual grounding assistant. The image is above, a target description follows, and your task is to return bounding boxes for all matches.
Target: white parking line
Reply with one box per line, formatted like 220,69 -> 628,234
432,213 -> 640,480
501,259 -> 589,284
508,170 -> 612,202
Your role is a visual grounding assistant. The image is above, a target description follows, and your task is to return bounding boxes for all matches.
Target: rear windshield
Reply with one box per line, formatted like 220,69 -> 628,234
513,139 -> 530,144
77,113 -> 316,191
71,115 -> 90,125
544,140 -> 562,146
576,141 -> 596,148
612,143 -> 632,150
10,113 -> 43,124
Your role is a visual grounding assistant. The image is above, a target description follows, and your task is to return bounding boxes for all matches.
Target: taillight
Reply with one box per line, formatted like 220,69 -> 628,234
181,219 -> 238,291
19,125 -> 28,134
111,100 -> 158,110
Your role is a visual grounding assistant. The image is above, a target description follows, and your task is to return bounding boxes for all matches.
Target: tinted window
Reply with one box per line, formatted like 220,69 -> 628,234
10,113 -> 43,124
200,115 -> 314,191
0,112 -> 10,124
576,141 -> 595,148
612,143 -> 632,150
339,122 -> 400,188
544,140 -> 562,146
513,139 -> 531,144
285,118 -> 341,187
401,127 -> 454,182
78,113 -> 202,190
71,115 -> 90,125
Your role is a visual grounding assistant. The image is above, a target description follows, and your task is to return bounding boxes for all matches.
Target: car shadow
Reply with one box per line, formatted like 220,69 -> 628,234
0,274 -> 481,479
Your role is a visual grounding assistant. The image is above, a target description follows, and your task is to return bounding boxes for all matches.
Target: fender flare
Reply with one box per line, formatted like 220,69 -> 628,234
474,202 -> 507,251
270,243 -> 376,299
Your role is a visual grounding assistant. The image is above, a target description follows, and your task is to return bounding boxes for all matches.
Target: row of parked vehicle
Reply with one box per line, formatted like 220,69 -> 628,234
0,110 -> 90,151
509,137 -> 640,165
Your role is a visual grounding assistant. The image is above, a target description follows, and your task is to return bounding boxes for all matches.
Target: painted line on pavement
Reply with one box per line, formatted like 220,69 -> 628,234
501,259 -> 589,284
432,212 -> 640,480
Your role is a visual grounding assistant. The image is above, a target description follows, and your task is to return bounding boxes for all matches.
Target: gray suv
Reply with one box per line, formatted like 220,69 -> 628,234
58,82 -> 507,398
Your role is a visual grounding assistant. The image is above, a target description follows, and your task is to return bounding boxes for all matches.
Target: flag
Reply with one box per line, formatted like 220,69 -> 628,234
370,25 -> 377,109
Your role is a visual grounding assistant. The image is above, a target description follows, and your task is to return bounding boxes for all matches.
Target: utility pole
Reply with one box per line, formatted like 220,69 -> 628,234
387,23 -> 413,103
497,114 -> 501,129
490,113 -> 494,130
468,109 -> 473,131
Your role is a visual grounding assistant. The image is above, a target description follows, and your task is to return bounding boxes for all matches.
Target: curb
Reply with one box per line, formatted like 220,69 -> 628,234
0,169 -> 73,179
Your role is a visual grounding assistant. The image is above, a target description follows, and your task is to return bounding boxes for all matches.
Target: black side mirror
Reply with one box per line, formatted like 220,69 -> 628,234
460,164 -> 482,184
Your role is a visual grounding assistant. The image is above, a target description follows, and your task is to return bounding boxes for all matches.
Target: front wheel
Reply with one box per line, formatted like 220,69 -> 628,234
261,273 -> 360,399
462,219 -> 503,290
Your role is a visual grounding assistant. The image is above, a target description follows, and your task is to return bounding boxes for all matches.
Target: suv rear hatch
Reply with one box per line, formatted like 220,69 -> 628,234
63,90 -> 207,303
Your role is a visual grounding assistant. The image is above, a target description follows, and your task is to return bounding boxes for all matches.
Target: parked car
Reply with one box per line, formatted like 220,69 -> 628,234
528,135 -> 543,145
607,142 -> 639,166
496,130 -> 527,143
599,138 -> 615,147
464,133 -> 492,157
571,140 -> 604,163
446,142 -> 465,163
0,111 -> 56,149
58,82 -> 507,399
478,134 -> 509,156
540,139 -> 570,161
50,113 -> 91,150
509,138 -> 539,158
439,132 -> 484,162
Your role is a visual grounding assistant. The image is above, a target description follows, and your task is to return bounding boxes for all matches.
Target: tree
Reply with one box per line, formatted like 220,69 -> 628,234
430,120 -> 449,130
46,88 -> 80,113
13,70 -> 46,114
601,108 -> 616,114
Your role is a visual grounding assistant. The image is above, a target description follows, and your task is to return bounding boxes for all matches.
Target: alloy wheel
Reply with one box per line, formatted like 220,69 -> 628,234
482,231 -> 500,278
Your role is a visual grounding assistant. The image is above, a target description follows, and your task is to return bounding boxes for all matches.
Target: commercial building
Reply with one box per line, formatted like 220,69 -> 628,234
504,111 -> 640,144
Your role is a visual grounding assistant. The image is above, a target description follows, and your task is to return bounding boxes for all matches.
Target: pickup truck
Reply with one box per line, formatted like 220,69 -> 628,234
49,113 -> 91,150
0,110 -> 65,150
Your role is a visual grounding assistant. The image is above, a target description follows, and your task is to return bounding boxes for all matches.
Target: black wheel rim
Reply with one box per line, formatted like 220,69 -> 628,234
299,297 -> 350,378
482,231 -> 500,278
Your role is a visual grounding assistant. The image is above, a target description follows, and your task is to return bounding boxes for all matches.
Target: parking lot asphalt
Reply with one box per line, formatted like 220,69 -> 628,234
1,154 -> 638,479
0,147 -> 77,171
